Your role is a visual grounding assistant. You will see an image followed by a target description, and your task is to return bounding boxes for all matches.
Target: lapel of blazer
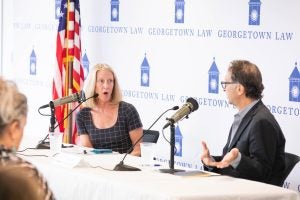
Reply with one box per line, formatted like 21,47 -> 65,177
223,126 -> 233,155
227,100 -> 262,150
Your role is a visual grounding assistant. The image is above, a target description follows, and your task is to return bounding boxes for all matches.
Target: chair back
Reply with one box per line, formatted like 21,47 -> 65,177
142,130 -> 159,143
277,152 -> 300,186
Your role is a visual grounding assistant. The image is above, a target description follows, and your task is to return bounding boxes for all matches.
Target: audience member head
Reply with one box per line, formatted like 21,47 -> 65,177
84,63 -> 122,108
0,77 -> 28,150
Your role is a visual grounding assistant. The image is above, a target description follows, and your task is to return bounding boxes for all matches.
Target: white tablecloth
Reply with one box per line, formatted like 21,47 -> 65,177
19,147 -> 300,200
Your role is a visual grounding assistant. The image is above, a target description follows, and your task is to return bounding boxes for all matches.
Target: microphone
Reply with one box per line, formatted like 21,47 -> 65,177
163,97 -> 199,129
36,93 -> 99,149
39,91 -> 86,109
113,105 -> 179,171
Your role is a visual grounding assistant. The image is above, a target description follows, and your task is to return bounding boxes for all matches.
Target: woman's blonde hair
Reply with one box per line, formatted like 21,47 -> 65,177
0,77 -> 28,135
84,63 -> 122,108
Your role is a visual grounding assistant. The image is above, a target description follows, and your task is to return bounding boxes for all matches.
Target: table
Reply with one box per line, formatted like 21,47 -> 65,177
19,147 -> 300,200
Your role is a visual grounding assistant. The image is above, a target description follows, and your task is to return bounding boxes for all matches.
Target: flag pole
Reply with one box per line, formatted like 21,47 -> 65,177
64,0 -> 73,144
66,62 -> 73,143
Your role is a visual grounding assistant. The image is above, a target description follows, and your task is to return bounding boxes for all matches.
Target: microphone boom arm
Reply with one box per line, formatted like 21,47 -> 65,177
113,106 -> 179,171
36,93 -> 98,149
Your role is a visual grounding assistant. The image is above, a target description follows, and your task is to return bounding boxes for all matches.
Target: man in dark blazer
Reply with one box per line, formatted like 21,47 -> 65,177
201,60 -> 286,186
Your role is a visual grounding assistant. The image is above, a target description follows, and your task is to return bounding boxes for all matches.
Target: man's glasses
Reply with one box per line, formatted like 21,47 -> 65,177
221,81 -> 238,89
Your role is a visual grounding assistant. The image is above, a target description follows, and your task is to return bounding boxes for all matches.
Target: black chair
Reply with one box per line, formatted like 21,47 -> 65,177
276,152 -> 300,186
142,130 -> 160,143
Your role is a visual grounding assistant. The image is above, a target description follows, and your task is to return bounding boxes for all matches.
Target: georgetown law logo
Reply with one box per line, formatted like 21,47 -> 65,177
175,125 -> 183,157
248,0 -> 261,25
82,50 -> 90,80
175,0 -> 185,23
208,57 -> 220,94
30,48 -> 37,75
140,54 -> 150,87
55,0 -> 62,19
289,62 -> 300,102
111,0 -> 120,22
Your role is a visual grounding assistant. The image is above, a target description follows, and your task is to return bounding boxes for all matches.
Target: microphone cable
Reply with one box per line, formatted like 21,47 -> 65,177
161,128 -> 178,155
36,93 -> 99,149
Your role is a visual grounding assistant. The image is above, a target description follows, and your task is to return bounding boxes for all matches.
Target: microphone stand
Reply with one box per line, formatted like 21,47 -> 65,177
36,101 -> 55,149
113,106 -> 178,171
159,123 -> 185,174
36,94 -> 98,149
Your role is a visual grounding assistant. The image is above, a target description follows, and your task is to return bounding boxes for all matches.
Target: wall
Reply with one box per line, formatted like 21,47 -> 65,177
1,0 -> 300,192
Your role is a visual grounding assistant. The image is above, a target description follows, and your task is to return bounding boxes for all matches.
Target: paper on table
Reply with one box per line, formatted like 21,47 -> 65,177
52,152 -> 89,168
174,170 -> 220,177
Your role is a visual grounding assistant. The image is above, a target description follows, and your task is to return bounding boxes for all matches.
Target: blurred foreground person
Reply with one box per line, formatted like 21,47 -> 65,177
0,77 -> 54,199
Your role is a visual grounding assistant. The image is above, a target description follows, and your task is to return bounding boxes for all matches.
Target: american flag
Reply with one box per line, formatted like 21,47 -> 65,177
53,0 -> 84,143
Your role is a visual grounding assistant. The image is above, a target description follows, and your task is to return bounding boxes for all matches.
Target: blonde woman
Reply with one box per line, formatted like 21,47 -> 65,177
76,64 -> 143,156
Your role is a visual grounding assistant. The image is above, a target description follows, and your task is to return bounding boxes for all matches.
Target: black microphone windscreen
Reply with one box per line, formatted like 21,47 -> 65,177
172,106 -> 179,110
187,97 -> 199,111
